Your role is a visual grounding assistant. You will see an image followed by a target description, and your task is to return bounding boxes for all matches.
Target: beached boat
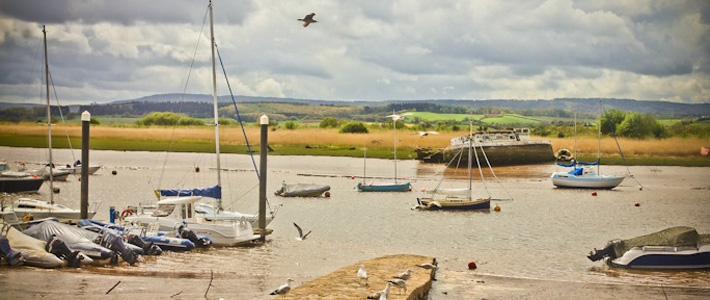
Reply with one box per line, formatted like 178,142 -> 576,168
22,219 -> 113,264
587,226 -> 710,270
125,196 -> 258,247
416,128 -> 554,166
275,182 -> 330,197
4,226 -> 65,268
551,105 -> 626,189
357,113 -> 412,192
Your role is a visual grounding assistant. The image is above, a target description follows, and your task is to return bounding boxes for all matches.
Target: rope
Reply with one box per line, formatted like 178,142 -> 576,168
476,143 -> 514,201
601,105 -> 644,190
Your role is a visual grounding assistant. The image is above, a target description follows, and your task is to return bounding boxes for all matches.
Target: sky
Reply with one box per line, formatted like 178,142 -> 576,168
0,0 -> 708,105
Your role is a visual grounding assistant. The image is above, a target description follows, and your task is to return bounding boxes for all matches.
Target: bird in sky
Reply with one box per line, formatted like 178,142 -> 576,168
416,131 -> 439,137
269,278 -> 294,295
298,13 -> 318,27
357,264 -> 368,286
293,222 -> 312,241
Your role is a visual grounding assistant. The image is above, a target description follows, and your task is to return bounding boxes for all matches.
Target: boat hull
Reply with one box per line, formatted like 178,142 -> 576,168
357,182 -> 412,192
607,245 -> 710,270
419,142 -> 554,166
418,197 -> 491,210
0,177 -> 44,193
551,172 -> 624,189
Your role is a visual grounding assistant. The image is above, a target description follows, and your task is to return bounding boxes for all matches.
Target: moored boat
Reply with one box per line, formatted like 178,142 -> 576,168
275,182 -> 331,197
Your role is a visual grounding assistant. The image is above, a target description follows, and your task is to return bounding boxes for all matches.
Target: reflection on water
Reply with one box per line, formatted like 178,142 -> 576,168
1,147 -> 709,297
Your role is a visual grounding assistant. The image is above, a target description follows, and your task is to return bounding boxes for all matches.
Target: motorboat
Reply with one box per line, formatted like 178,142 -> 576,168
79,219 -> 199,252
11,197 -> 96,224
22,220 -> 112,264
587,226 -> 710,269
194,200 -> 273,228
57,160 -> 101,175
125,196 -> 259,247
30,165 -> 72,181
275,182 -> 331,197
3,226 -> 64,268
0,160 -> 44,193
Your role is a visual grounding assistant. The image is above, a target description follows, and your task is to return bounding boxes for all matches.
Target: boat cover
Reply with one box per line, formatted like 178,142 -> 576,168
568,167 -> 584,175
22,220 -> 113,260
5,226 -> 64,268
160,185 -> 221,199
275,183 -> 330,197
609,226 -> 701,258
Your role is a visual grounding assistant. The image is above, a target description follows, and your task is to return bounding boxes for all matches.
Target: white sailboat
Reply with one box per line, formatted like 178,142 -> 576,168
357,112 -> 412,192
12,26 -> 95,222
126,2 -> 266,245
551,103 -> 625,189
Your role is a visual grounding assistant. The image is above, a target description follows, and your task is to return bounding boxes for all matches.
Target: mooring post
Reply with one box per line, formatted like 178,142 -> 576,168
80,110 -> 90,219
258,115 -> 269,241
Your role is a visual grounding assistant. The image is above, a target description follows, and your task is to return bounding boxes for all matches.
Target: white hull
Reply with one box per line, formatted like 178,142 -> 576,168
57,165 -> 101,175
12,198 -> 96,223
551,172 -> 624,189
194,202 -> 273,228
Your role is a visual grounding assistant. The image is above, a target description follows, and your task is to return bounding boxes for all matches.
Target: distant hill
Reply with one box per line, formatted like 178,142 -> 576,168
2,95 -> 709,118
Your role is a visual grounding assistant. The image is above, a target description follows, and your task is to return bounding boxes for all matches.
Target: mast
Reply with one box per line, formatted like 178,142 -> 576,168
209,1 -> 222,210
393,110 -> 398,183
43,25 -> 54,204
362,147 -> 367,184
468,122 -> 473,199
597,100 -> 601,175
573,112 -> 577,167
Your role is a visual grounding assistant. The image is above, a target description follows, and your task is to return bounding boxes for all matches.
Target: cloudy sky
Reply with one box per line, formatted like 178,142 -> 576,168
0,0 -> 708,105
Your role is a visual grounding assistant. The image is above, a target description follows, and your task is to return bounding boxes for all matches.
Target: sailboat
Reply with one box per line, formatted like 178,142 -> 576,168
551,103 -> 625,189
416,124 -> 506,210
10,26 -> 95,222
356,112 -> 412,192
126,2 -> 264,246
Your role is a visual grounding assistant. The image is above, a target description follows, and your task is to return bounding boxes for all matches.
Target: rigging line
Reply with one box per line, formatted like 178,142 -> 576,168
215,44 -> 275,211
214,44 -> 259,179
476,142 -> 514,201
432,147 -> 464,194
600,105 -> 644,190
155,5 -> 210,191
471,141 -> 490,198
47,69 -> 77,165
23,38 -> 43,105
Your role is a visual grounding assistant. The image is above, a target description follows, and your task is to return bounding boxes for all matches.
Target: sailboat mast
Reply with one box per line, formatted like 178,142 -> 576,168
209,1 -> 222,209
43,25 -> 54,204
573,112 -> 577,166
597,101 -> 601,175
362,147 -> 367,184
468,122 -> 473,198
393,110 -> 398,183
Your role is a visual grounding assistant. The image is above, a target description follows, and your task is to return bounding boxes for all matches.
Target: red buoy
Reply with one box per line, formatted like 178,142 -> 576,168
634,202 -> 640,207
350,175 -> 355,180
468,261 -> 477,270
591,191 -> 597,196
324,191 -> 331,197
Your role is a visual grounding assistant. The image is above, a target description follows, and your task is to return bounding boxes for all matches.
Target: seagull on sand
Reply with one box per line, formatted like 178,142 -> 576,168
297,13 -> 318,27
367,281 -> 393,299
387,278 -> 407,295
357,265 -> 368,286
293,222 -> 312,241
269,278 -> 294,295
392,269 -> 412,280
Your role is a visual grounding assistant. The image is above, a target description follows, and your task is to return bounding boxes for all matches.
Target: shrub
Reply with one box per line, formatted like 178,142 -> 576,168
339,122 -> 369,133
284,121 -> 298,130
319,117 -> 339,128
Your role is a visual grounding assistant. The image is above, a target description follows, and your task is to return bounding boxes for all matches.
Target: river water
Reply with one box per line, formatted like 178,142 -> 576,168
1,146 -> 709,298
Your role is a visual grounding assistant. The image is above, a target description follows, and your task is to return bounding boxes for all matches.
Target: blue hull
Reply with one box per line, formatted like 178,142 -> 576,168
609,249 -> 710,270
357,182 -> 412,192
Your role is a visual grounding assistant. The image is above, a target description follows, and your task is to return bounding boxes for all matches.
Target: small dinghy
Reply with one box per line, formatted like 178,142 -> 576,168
274,182 -> 330,197
79,219 -> 198,252
588,226 -> 710,270
22,220 -> 114,263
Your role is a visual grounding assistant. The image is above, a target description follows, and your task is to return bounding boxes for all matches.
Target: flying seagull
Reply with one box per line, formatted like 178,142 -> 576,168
293,222 -> 312,241
357,264 -> 368,286
269,278 -> 294,295
298,13 -> 318,27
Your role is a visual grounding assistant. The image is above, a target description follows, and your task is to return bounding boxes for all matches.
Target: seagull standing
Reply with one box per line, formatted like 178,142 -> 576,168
392,269 -> 412,280
357,264 -> 368,286
387,278 -> 407,295
293,222 -> 312,241
269,278 -> 294,295
367,282 -> 393,299
297,13 -> 318,27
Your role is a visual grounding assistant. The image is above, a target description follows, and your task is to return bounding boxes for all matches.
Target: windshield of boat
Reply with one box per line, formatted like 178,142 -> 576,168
152,204 -> 176,217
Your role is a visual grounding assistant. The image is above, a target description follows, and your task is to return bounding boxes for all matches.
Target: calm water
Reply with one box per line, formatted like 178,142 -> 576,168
2,146 -> 709,298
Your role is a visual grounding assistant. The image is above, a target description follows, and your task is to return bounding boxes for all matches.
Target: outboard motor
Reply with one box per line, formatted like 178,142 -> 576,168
127,234 -> 162,256
45,236 -> 83,268
97,231 -> 138,265
178,225 -> 212,248
0,236 -> 24,266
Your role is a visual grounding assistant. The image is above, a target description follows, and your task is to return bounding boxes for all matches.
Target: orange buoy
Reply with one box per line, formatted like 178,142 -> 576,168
591,191 -> 597,196
468,261 -> 477,270
494,205 -> 501,212
324,191 -> 331,197
33,174 -> 38,178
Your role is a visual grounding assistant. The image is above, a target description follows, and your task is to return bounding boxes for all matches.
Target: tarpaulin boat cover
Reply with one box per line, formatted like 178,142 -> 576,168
276,183 -> 330,196
609,226 -> 702,258
22,220 -> 112,260
568,167 -> 584,175
160,185 -> 221,199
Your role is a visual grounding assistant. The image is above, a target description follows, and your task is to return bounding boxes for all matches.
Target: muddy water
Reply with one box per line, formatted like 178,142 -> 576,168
2,147 -> 709,298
